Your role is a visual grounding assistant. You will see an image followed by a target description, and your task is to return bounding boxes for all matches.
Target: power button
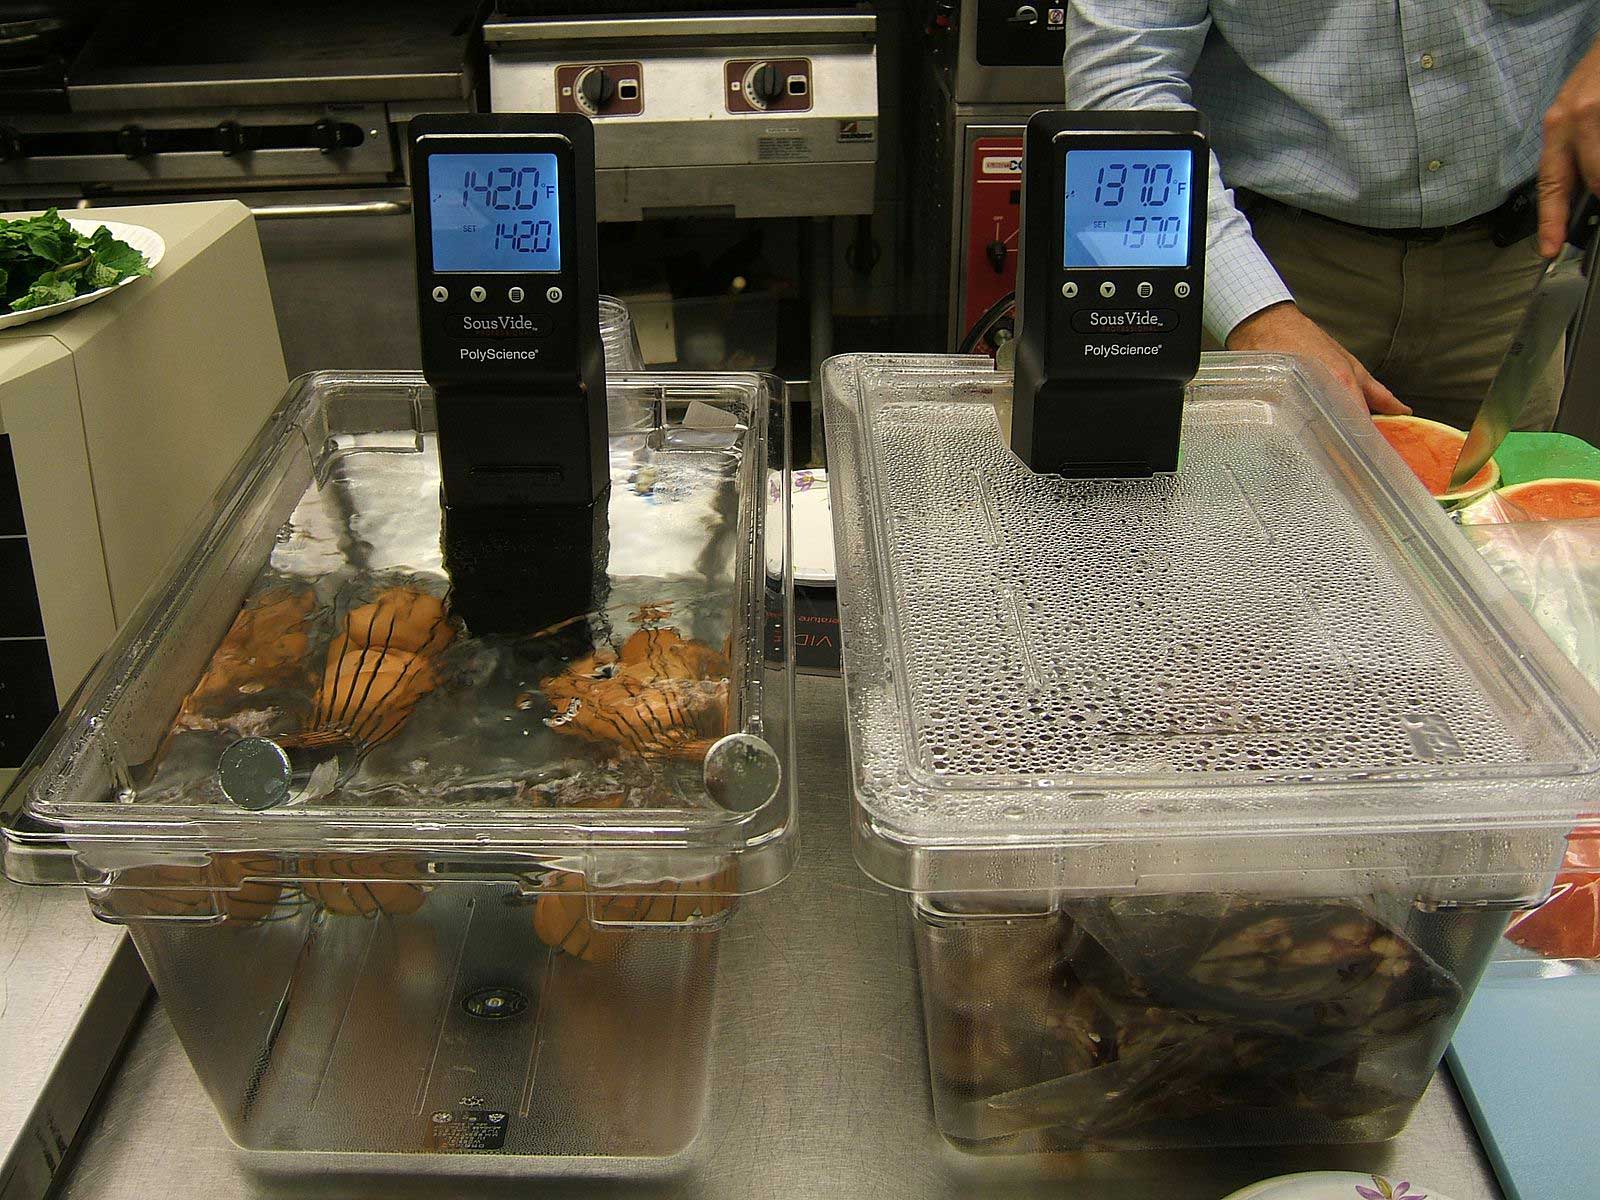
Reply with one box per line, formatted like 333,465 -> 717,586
1174,281 -> 1192,299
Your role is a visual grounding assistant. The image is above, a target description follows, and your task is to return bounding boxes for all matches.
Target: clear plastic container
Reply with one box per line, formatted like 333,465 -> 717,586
822,351 -> 1600,1153
2,369 -> 794,1167
599,294 -> 645,371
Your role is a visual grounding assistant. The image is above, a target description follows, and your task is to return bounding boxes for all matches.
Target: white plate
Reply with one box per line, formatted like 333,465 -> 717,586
1222,1171 -> 1453,1200
789,468 -> 835,584
0,217 -> 165,331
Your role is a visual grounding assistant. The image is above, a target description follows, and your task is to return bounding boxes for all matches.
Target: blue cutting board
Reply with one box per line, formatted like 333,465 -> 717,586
1447,960 -> 1600,1200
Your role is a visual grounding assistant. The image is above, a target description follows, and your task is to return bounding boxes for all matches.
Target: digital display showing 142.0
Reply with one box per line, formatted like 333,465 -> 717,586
1063,149 -> 1192,269
428,152 -> 562,273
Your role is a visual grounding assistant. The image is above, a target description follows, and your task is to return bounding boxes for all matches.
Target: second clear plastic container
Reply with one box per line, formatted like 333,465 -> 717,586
599,294 -> 645,371
823,351 -> 1600,1154
3,369 -> 793,1168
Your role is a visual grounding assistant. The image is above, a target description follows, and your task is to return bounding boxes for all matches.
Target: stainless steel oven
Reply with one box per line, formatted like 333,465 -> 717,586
907,0 -> 1063,352
485,4 -> 880,457
0,1 -> 479,375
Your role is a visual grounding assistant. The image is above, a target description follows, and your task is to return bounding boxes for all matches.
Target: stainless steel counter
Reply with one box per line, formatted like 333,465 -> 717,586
51,675 -> 1503,1200
1,883 -> 148,1200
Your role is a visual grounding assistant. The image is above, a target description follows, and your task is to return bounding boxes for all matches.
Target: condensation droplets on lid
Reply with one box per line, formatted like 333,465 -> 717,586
822,353 -> 1600,897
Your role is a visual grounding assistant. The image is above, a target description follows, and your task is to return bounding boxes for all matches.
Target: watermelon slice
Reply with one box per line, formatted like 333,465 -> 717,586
1494,477 -> 1600,521
1505,827 -> 1600,959
1372,414 -> 1500,506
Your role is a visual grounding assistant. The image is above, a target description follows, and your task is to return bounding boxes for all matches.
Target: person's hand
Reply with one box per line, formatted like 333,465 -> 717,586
1226,302 -> 1410,415
1539,36 -> 1600,258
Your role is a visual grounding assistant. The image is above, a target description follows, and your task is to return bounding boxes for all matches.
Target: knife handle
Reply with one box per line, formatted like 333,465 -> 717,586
1567,191 -> 1600,251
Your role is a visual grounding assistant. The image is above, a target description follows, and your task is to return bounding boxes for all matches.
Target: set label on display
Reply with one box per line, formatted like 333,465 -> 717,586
427,152 -> 562,273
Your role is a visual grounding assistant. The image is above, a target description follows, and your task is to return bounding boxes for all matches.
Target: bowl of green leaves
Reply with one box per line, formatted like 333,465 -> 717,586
0,208 -> 163,329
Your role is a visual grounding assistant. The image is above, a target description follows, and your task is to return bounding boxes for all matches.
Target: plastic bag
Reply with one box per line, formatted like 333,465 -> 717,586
1505,827 -> 1600,959
926,895 -> 1463,1144
1458,503 -> 1600,958
1458,509 -> 1600,693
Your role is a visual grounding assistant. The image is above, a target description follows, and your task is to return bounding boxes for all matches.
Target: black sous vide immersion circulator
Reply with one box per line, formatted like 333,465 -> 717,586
1012,109 -> 1208,477
409,113 -> 608,634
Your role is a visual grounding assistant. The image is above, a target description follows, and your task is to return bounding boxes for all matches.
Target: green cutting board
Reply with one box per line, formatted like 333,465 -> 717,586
1494,432 -> 1600,486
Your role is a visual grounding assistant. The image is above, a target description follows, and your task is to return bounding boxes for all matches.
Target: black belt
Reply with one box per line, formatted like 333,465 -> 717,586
1238,181 -> 1538,247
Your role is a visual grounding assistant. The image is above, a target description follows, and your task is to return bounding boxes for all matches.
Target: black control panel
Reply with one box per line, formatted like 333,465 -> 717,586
0,119 -> 366,163
1012,109 -> 1207,476
410,113 -> 609,636
975,1 -> 1067,67
411,112 -> 606,512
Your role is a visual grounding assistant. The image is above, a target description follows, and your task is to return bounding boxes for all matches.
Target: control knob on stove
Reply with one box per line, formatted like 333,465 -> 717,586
744,62 -> 785,109
116,124 -> 150,160
311,119 -> 359,154
0,126 -> 23,163
577,66 -> 616,114
214,120 -> 253,156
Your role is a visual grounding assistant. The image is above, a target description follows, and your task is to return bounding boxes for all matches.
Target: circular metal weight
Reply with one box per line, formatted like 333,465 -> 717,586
216,737 -> 293,811
703,733 -> 783,813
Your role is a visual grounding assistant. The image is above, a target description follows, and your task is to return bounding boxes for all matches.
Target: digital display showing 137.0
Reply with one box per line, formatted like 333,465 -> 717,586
1063,148 -> 1192,269
428,152 -> 563,273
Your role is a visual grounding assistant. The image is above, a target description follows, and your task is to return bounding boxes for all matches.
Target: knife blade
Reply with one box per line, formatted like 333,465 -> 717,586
1450,193 -> 1600,491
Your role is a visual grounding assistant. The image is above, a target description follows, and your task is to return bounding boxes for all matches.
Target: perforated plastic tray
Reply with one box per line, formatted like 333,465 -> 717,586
824,353 -> 1600,902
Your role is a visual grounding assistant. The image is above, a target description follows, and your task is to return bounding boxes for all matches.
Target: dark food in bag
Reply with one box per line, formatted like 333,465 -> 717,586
924,895 -> 1462,1145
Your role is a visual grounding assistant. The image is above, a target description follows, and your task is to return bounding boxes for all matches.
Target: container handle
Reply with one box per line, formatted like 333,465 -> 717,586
248,199 -> 411,220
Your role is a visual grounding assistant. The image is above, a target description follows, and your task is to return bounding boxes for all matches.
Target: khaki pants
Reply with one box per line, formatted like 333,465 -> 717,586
1233,198 -> 1562,431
